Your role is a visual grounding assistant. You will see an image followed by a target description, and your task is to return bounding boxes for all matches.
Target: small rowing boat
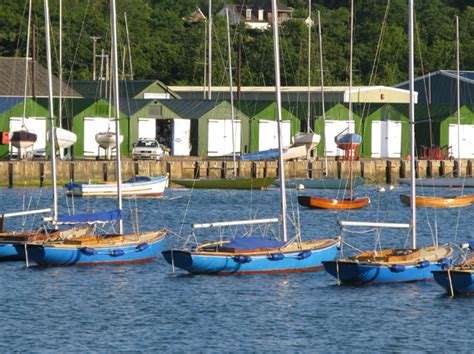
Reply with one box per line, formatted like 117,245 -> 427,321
298,195 -> 370,210
399,194 -> 474,208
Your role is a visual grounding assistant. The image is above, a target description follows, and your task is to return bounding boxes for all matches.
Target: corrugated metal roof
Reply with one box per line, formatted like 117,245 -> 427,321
395,70 -> 474,87
71,80 -> 179,100
119,99 -> 151,116
160,99 -> 225,119
72,80 -> 153,99
0,57 -> 80,98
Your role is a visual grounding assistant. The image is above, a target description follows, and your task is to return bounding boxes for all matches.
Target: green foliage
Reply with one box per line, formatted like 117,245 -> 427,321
0,0 -> 472,87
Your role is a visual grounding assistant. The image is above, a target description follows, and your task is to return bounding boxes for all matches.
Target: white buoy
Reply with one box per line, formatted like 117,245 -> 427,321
389,185 -> 395,190
297,184 -> 305,191
378,186 -> 386,192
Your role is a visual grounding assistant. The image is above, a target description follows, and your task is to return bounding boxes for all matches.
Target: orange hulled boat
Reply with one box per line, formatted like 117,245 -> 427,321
298,195 -> 370,210
400,194 -> 474,208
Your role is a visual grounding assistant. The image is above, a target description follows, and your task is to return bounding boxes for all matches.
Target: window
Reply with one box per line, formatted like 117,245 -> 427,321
136,140 -> 158,148
149,105 -> 162,116
246,9 -> 252,21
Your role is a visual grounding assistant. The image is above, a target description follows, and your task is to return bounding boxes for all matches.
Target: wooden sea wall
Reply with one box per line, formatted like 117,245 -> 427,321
0,158 -> 472,187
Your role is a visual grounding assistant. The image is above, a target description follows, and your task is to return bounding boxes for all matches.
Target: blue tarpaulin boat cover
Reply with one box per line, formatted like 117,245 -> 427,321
225,237 -> 286,250
56,209 -> 122,224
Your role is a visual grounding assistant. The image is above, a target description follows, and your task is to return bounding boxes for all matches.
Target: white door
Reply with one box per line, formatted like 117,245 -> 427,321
449,124 -> 474,159
371,121 -> 382,158
83,117 -> 116,156
138,118 -> 156,139
324,120 -> 355,157
172,119 -> 191,156
9,117 -> 47,156
372,121 -> 402,158
258,120 -> 291,151
208,119 -> 241,156
386,120 -> 402,158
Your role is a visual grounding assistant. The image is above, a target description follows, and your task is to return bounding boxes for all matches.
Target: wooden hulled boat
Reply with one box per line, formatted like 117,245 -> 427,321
171,177 -> 274,190
397,177 -> 474,188
298,195 -> 370,209
400,194 -> 474,208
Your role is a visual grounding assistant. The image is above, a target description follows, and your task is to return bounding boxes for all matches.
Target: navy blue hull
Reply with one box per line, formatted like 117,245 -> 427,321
323,260 -> 446,285
432,270 -> 474,295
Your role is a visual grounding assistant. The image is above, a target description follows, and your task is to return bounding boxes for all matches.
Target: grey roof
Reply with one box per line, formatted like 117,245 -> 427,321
0,57 -> 81,98
71,80 -> 179,100
160,99 -> 226,119
394,70 -> 474,88
119,99 -> 152,116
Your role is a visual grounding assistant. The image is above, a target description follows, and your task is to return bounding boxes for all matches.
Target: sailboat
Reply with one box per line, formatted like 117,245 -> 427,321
10,0 -> 37,160
431,17 -> 474,297
322,0 -> 453,284
161,0 -> 340,275
398,15 -> 474,207
297,1 -> 369,210
171,7 -> 274,190
20,0 -> 167,266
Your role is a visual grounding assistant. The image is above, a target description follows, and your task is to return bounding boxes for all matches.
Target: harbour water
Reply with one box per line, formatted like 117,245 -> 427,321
0,186 -> 472,351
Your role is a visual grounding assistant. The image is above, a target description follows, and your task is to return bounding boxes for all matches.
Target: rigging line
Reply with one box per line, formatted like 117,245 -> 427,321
414,10 -> 433,148
67,0 -> 92,82
359,0 -> 390,126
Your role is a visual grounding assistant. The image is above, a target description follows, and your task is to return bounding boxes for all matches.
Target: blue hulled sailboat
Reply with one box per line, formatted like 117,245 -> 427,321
162,1 -> 339,275
21,0 -> 167,266
322,0 -> 453,285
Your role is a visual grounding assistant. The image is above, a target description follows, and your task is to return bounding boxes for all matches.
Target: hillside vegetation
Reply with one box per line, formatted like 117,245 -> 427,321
0,0 -> 472,87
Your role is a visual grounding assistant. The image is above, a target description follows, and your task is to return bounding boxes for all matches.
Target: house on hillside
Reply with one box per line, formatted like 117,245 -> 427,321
217,0 -> 293,30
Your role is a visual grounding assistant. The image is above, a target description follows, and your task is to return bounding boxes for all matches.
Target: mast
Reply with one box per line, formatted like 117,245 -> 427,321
124,12 -> 134,80
306,0 -> 313,133
271,0 -> 288,242
58,0 -> 62,129
203,17 -> 207,99
348,0 -> 354,122
348,0 -> 354,200
225,8 -> 237,177
44,0 -> 58,221
408,0 -> 416,249
317,10 -> 328,176
456,15 -> 461,175
21,0 -> 33,125
207,0 -> 212,100
111,0 -> 123,234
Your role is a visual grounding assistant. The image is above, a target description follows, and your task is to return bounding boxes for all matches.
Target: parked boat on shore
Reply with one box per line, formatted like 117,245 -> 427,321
66,175 -> 168,197
171,177 -> 274,190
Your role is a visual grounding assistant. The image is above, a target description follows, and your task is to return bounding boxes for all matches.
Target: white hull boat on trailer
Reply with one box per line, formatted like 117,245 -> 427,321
55,127 -> 77,149
95,132 -> 123,149
293,132 -> 321,146
67,175 -> 168,198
